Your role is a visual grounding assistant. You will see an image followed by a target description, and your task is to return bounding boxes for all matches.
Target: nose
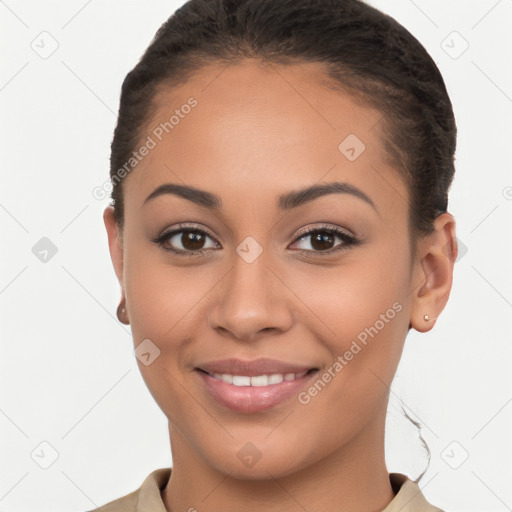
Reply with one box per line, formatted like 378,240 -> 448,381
207,248 -> 294,343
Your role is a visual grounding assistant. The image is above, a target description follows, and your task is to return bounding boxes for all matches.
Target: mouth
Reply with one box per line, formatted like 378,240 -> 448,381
193,360 -> 319,414
195,367 -> 318,386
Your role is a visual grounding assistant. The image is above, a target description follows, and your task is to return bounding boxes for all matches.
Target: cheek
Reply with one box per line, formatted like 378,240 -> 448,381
290,233 -> 411,344
122,253 -> 203,422
124,245 -> 211,340
122,250 -> 215,406
292,236 -> 411,405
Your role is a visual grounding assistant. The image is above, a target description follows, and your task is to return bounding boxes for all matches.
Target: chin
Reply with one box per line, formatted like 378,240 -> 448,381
199,436 -> 314,481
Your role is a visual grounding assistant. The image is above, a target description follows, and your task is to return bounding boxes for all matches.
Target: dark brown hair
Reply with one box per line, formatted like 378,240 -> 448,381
109,1 -> 457,481
109,0 -> 456,249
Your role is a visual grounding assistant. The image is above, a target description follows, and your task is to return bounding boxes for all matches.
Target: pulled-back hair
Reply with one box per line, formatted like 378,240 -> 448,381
110,0 -> 456,249
109,0 -> 456,481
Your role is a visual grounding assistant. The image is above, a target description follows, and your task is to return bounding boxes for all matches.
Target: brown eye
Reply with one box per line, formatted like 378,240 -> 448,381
152,223 -> 358,258
180,230 -> 207,251
290,225 -> 358,255
309,231 -> 336,251
152,225 -> 220,256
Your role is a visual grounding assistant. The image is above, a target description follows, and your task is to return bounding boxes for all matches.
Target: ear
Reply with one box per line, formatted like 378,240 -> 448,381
103,206 -> 124,289
410,212 -> 458,333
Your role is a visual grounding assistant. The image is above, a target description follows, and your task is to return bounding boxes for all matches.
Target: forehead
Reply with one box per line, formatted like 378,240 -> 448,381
124,59 -> 408,217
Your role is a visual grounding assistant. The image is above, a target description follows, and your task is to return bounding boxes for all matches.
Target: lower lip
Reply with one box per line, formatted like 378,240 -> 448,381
195,370 -> 317,414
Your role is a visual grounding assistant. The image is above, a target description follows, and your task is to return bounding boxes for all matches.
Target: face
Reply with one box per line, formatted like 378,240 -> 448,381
104,60 -> 450,479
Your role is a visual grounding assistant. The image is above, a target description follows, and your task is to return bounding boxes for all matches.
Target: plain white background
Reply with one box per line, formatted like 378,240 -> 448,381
1,1 -> 511,511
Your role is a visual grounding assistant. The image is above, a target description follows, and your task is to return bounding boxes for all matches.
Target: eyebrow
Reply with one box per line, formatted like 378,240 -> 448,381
143,181 -> 377,213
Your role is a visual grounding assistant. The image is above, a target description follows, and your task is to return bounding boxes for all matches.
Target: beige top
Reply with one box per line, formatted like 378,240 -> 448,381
88,468 -> 444,512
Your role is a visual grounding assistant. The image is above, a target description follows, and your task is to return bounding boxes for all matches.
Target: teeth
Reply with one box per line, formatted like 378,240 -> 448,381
251,375 -> 270,386
220,373 -> 233,384
211,370 -> 309,386
232,375 -> 251,386
268,374 -> 283,385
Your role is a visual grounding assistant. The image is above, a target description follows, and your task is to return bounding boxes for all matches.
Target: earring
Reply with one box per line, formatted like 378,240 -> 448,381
116,298 -> 130,325
424,314 -> 430,321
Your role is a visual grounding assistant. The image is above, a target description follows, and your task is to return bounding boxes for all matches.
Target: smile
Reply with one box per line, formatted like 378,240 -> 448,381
195,367 -> 319,413
207,370 -> 310,386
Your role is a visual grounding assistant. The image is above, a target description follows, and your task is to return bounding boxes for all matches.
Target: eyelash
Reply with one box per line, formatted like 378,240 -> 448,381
151,223 -> 359,258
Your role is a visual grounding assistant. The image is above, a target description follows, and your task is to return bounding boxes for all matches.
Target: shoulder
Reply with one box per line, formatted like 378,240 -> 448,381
84,467 -> 172,512
384,473 -> 446,512
84,489 -> 138,512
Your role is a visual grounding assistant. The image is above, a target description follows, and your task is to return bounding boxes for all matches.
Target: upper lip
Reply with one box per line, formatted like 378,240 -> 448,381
195,358 -> 318,377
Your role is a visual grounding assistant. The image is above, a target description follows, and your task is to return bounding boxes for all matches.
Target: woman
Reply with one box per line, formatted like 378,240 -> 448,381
96,0 -> 458,510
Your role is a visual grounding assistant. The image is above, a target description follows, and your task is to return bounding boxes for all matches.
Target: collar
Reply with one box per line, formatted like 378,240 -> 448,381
99,468 -> 443,512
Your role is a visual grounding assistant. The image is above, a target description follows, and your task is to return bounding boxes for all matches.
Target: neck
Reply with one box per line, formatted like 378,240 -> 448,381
162,408 -> 395,512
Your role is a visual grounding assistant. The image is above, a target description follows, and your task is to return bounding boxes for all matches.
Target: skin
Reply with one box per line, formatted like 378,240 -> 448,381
104,59 -> 457,512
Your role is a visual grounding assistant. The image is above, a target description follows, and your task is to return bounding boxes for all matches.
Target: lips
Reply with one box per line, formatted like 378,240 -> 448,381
193,358 -> 319,413
195,357 -> 317,377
